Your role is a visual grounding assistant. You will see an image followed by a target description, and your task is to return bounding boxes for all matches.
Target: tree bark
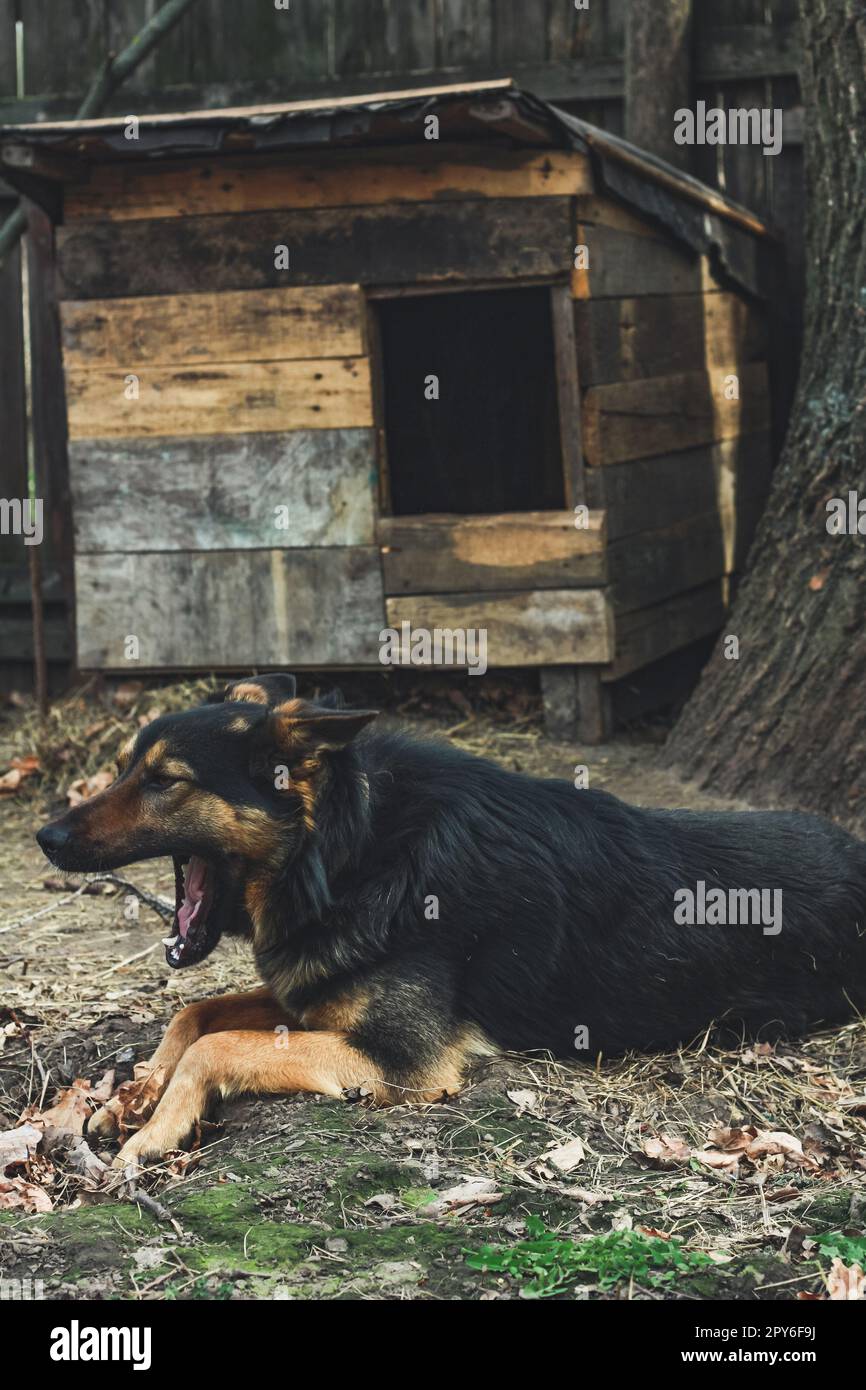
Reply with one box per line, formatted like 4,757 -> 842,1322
666,0 -> 866,833
625,0 -> 693,169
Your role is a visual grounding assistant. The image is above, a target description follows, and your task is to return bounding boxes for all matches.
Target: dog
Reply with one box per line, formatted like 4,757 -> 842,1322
36,673 -> 866,1165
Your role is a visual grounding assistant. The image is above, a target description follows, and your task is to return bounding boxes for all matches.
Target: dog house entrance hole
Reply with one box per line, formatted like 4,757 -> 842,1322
376,286 -> 565,515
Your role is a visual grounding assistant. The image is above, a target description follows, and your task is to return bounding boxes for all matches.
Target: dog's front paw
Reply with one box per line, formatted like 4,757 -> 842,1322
88,1096 -> 122,1139
89,1062 -> 168,1144
112,1112 -> 194,1169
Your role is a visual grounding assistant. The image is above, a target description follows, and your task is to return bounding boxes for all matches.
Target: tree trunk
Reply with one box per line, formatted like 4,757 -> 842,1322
625,0 -> 693,169
666,0 -> 866,833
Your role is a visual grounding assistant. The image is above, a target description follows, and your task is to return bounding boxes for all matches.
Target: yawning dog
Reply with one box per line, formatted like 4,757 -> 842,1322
36,674 -> 866,1165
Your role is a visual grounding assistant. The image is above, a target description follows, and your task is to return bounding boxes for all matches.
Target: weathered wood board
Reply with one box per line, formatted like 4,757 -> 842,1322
0,613 -> 70,661
604,580 -> 730,681
378,511 -> 606,594
75,547 -> 385,669
575,194 -> 670,241
585,432 -> 772,540
66,357 -> 373,439
607,491 -> 767,614
70,429 -> 377,553
572,222 -> 718,299
582,363 -> 770,466
64,148 -> 594,222
61,285 -> 366,369
574,291 -> 768,386
56,199 -> 574,299
385,590 -> 614,666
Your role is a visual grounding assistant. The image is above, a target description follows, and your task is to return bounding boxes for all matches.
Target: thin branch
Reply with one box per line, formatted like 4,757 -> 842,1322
0,0 -> 200,269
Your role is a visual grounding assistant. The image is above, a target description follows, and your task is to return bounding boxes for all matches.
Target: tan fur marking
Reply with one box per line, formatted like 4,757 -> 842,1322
226,714 -> 253,734
300,989 -> 371,1032
273,697 -> 305,718
90,988 -> 295,1141
116,734 -> 138,772
160,758 -> 195,780
114,1023 -> 499,1162
143,739 -> 168,770
228,682 -> 270,705
181,795 -> 284,862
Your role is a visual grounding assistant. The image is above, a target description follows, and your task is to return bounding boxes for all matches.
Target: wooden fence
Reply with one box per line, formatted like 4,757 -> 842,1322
0,0 -> 805,689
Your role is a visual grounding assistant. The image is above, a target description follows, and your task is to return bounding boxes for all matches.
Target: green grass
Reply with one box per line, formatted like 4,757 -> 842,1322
466,1217 -> 714,1297
814,1231 -> 866,1266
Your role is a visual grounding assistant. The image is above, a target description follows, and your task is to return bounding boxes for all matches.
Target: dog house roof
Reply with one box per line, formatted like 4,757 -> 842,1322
0,79 -> 777,298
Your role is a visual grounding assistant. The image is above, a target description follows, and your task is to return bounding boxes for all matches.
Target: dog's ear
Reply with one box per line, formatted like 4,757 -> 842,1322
224,673 -> 298,707
268,704 -> 378,758
316,686 -> 346,710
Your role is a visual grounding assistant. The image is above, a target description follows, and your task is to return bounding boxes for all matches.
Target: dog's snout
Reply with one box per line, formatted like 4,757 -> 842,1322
36,823 -> 72,859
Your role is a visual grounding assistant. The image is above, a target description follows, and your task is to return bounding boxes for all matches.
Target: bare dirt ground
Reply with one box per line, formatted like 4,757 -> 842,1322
1,678 -> 864,1301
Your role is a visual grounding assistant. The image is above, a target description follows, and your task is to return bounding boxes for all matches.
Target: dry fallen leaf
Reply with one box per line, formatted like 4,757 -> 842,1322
0,1122 -> 43,1172
66,770 -> 114,806
112,681 -> 144,709
826,1258 -> 866,1301
0,755 -> 40,795
96,1063 -> 168,1138
0,1177 -> 52,1213
545,1136 -> 586,1173
41,1129 -> 111,1187
507,1088 -> 541,1116
423,1178 -> 503,1217
641,1133 -> 691,1166
29,1078 -> 94,1137
704,1125 -> 820,1172
365,1193 -> 399,1212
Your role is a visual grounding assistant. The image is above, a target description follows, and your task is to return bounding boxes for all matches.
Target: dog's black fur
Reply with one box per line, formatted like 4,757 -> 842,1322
37,675 -> 866,1087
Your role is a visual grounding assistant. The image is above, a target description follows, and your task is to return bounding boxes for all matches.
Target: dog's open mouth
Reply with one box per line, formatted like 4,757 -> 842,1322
163,856 -> 222,969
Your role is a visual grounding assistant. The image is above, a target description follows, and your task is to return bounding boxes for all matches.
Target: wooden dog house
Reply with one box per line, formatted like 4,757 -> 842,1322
0,80 -> 777,739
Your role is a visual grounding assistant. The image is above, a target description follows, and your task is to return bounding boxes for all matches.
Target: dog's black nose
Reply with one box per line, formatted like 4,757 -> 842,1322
36,824 -> 71,858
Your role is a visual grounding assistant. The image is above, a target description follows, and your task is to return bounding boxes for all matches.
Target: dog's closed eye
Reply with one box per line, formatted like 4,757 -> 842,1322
144,773 -> 181,791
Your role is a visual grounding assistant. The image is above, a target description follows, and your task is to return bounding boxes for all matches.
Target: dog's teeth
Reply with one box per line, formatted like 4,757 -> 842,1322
162,934 -> 180,947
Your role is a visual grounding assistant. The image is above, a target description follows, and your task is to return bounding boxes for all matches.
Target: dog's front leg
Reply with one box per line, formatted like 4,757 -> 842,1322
90,987 -> 293,1141
113,1029 -> 397,1166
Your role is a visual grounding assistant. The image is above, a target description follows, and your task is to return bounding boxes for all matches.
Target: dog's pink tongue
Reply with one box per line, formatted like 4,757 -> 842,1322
178,856 -> 207,938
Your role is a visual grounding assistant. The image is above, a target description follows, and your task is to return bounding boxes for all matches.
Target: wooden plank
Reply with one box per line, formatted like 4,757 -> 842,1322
697,23 -> 800,81
0,613 -> 70,661
494,0 -> 547,64
20,0 -> 107,95
575,194 -> 669,241
575,291 -> 768,386
378,511 -> 606,596
577,667 -> 612,743
26,202 -> 74,613
721,79 -> 770,220
334,0 -> 437,76
70,429 -> 377,553
585,432 -> 773,541
551,283 -> 585,506
437,0 -> 494,68
57,199 -> 574,300
75,547 -> 385,670
0,201 -> 26,568
582,363 -> 770,466
0,0 -> 17,97
607,491 -> 767,614
60,285 -> 366,369
572,222 -> 719,299
604,580 -> 729,681
65,356 -> 373,440
63,147 -> 594,222
385,590 -> 614,666
184,0 -> 331,88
